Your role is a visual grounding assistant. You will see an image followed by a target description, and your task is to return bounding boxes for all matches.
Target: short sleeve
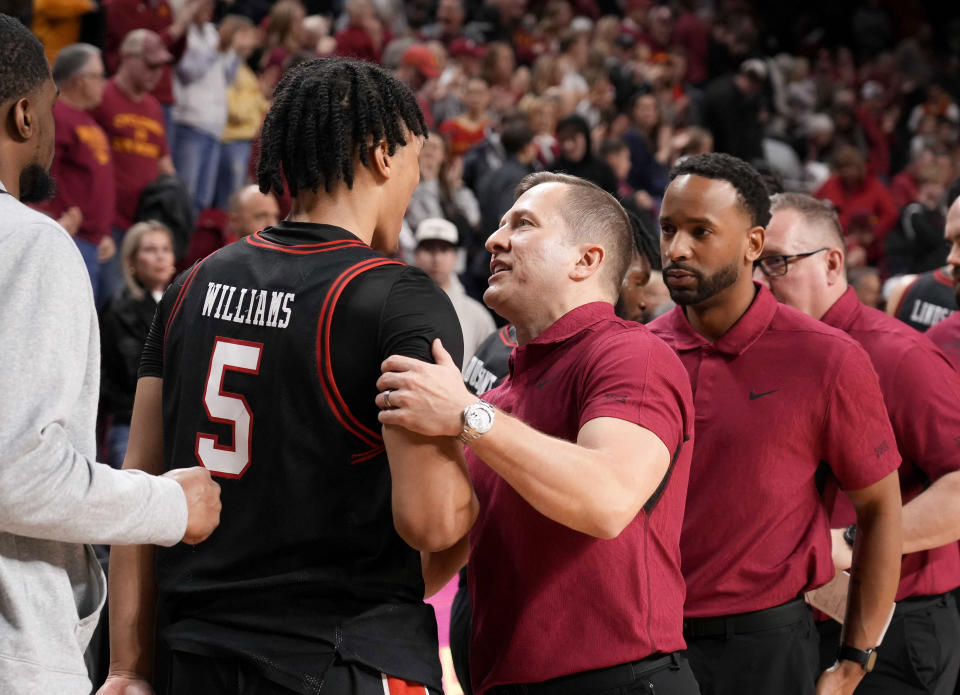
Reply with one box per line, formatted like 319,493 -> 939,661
821,344 -> 902,490
579,328 -> 690,457
885,344 -> 960,482
378,266 -> 464,367
138,268 -> 190,379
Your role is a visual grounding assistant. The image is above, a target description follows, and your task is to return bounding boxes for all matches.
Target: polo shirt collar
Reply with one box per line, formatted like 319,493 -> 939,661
820,286 -> 861,332
509,301 -> 614,372
667,282 -> 778,356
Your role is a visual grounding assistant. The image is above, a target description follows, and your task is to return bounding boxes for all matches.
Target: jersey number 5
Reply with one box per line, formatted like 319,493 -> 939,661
195,337 -> 263,478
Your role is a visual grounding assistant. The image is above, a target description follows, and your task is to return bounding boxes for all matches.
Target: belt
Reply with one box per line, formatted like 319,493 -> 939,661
895,592 -> 953,614
487,652 -> 680,695
683,598 -> 810,638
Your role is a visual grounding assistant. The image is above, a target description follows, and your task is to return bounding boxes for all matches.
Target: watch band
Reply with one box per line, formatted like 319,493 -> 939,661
837,644 -> 878,672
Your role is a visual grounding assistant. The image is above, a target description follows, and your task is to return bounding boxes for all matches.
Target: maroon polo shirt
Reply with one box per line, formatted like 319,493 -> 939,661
649,285 -> 900,618
821,287 -> 960,599
49,101 -> 116,246
926,311 -> 960,370
466,301 -> 694,694
91,79 -> 168,230
102,0 -> 187,106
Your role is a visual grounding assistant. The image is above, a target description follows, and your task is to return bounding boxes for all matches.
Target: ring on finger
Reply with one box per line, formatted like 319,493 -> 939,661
384,389 -> 393,409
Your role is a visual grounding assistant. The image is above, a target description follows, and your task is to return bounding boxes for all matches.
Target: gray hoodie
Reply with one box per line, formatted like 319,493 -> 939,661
0,183 -> 187,694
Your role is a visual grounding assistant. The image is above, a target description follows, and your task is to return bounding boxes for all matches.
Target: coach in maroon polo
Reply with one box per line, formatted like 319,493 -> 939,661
649,153 -> 902,695
760,192 -> 960,695
376,171 -> 700,695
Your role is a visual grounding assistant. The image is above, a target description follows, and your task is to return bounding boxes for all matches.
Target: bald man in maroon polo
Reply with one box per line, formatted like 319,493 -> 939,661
759,192 -> 960,695
649,154 -> 902,695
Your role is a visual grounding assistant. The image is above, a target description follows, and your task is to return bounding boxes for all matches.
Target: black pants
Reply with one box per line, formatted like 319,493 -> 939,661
682,599 -> 819,695
487,653 -> 700,695
450,567 -> 473,695
163,650 -> 441,695
818,593 -> 960,695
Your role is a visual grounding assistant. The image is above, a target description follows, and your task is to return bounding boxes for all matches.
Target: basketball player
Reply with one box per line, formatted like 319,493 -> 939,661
99,58 -> 477,695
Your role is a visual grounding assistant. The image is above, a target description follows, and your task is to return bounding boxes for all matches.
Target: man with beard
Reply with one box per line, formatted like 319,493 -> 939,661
648,153 -> 903,695
759,192 -> 960,695
0,15 -> 221,695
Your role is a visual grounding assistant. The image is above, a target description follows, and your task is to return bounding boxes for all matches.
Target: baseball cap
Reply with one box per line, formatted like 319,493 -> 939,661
739,58 -> 768,82
415,218 -> 458,246
449,37 -> 486,59
401,44 -> 441,79
120,29 -> 173,65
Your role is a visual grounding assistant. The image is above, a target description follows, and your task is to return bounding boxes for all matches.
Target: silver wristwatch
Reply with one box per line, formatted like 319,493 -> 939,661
458,400 -> 495,443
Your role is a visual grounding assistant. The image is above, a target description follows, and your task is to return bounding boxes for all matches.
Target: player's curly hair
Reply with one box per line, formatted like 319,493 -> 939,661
0,14 -> 50,105
257,57 -> 427,197
626,208 -> 662,271
669,152 -> 772,228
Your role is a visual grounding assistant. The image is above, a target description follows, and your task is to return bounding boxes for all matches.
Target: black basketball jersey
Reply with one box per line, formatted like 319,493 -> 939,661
893,267 -> 957,332
462,324 -> 516,396
140,221 -> 463,693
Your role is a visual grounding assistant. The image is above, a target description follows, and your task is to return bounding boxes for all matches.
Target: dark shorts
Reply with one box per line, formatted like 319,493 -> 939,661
162,650 -> 441,695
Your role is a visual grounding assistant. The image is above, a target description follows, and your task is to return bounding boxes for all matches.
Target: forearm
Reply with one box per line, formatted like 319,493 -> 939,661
842,491 -> 901,649
902,471 -> 960,554
107,543 -> 157,678
421,535 -> 469,598
467,414 -> 665,539
384,426 -> 477,552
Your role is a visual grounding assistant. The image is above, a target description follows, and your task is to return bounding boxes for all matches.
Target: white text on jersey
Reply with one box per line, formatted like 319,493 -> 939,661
201,282 -> 296,329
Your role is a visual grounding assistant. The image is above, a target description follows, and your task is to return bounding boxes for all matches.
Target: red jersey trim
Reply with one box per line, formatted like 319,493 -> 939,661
316,256 -> 405,461
498,325 -> 518,347
934,267 -> 953,287
245,232 -> 367,254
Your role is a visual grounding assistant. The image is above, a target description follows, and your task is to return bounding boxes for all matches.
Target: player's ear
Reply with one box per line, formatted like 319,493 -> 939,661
370,139 -> 391,181
746,225 -> 765,263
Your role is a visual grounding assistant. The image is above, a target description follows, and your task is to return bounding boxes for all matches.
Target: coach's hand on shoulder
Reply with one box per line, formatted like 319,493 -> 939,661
163,467 -> 222,544
377,339 -> 475,437
95,674 -> 154,695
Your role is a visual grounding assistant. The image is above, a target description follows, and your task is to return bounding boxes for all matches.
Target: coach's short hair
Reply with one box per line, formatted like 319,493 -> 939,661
770,192 -> 844,249
670,152 -> 771,228
514,171 -> 633,297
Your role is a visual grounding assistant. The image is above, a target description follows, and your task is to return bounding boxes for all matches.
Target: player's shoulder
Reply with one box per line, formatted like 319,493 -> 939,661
767,301 -> 864,355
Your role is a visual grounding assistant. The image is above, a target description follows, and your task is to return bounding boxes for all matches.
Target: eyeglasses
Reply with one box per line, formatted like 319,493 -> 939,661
78,71 -> 107,81
754,248 -> 828,277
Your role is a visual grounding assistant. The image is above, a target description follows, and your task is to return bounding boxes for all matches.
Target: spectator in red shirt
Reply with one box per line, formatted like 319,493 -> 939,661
395,44 -> 442,129
91,29 -> 176,234
439,77 -> 491,157
650,153 -> 902,695
889,145 -> 935,210
179,184 -> 279,269
815,145 -> 898,267
103,0 -> 206,144
377,171 -> 699,694
334,0 -> 390,64
49,43 -> 119,309
760,192 -> 960,695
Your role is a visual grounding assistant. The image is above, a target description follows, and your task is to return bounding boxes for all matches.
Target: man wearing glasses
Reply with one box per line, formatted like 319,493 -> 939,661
759,192 -> 960,695
649,153 -> 903,695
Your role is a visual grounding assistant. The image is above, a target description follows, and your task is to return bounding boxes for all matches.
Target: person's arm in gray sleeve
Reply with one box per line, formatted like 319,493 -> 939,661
0,223 -> 187,546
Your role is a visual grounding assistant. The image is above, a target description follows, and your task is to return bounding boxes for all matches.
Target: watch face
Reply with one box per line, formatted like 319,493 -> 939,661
466,404 -> 494,433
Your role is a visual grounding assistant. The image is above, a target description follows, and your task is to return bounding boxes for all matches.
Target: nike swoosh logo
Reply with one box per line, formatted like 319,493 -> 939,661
749,389 -> 778,400
536,376 -> 555,389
